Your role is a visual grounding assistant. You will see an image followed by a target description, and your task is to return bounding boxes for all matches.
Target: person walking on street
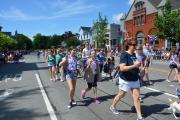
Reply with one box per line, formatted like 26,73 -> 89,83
81,50 -> 101,104
97,49 -> 106,73
60,49 -> 78,109
47,49 -> 56,81
143,42 -> 152,85
55,48 -> 64,81
107,53 -> 115,79
136,45 -> 146,84
82,43 -> 91,70
110,39 -> 144,120
166,49 -> 180,83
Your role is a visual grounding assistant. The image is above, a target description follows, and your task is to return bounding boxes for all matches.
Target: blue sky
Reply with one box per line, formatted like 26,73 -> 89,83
0,0 -> 134,39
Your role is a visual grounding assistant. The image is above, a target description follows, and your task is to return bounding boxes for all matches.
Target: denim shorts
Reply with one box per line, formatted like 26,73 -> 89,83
66,70 -> 77,80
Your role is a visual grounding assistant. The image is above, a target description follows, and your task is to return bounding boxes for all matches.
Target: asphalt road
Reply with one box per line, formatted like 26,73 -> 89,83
0,53 -> 179,120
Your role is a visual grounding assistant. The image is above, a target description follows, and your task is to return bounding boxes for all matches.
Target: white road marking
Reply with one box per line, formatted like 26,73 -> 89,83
0,89 -> 14,101
13,75 -> 22,82
5,75 -> 12,83
144,87 -> 178,99
19,59 -> 25,62
35,73 -> 58,120
169,84 -> 175,87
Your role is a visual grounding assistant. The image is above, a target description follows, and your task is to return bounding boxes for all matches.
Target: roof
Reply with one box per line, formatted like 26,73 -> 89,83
148,0 -> 162,8
124,0 -> 180,20
151,0 -> 180,10
80,26 -> 91,31
168,0 -> 180,10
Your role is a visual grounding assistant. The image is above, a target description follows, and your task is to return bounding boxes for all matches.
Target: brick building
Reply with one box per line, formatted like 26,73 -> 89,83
121,0 -> 180,49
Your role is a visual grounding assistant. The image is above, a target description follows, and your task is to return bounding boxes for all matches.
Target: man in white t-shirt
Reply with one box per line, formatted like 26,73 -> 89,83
82,43 -> 91,69
82,44 -> 91,59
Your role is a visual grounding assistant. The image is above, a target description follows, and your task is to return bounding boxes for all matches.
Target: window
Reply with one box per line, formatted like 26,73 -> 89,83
134,15 -> 145,26
141,15 -> 144,24
134,17 -> 136,25
138,16 -> 140,25
135,1 -> 144,10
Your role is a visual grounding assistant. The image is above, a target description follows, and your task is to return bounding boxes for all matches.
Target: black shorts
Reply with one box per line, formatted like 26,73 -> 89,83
87,74 -> 98,89
169,64 -> 177,69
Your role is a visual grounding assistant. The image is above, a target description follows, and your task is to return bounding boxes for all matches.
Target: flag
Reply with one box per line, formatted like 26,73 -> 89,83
148,35 -> 158,43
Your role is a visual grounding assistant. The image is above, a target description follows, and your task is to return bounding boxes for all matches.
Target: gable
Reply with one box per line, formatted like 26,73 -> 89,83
125,0 -> 158,21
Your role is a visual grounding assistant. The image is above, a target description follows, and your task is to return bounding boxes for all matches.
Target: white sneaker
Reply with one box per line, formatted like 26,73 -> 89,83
61,79 -> 64,82
137,117 -> 144,120
67,102 -> 72,109
166,79 -> 171,82
56,75 -> 59,80
72,100 -> 77,105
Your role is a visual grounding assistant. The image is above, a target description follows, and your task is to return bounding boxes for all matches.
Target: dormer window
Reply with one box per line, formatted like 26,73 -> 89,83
135,1 -> 144,11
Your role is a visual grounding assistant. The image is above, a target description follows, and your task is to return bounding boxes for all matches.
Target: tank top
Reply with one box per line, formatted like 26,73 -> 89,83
67,55 -> 77,71
48,54 -> 55,66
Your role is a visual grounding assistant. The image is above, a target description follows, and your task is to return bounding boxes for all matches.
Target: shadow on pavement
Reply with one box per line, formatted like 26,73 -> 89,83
0,87 -> 50,120
141,104 -> 170,117
0,60 -> 48,81
77,94 -> 116,107
141,92 -> 163,100
151,79 -> 165,83
131,104 -> 170,118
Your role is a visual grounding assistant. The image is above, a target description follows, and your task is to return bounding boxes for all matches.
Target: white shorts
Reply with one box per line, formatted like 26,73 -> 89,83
118,77 -> 140,92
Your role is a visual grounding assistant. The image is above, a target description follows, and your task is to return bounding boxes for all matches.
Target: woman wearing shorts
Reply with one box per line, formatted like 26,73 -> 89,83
60,49 -> 78,109
166,49 -> 179,82
55,48 -> 64,81
110,39 -> 144,120
81,51 -> 101,104
47,49 -> 56,81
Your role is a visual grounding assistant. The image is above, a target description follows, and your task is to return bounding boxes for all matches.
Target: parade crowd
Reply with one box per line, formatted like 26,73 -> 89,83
42,39 -> 180,120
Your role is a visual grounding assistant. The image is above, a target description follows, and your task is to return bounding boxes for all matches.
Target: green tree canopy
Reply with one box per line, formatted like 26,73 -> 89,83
92,13 -> 108,48
0,33 -> 17,50
155,0 -> 180,43
66,37 -> 81,47
32,32 -> 79,49
13,33 -> 32,50
33,33 -> 50,49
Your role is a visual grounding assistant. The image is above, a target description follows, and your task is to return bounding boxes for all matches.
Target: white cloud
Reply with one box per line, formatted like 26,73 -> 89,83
0,7 -> 29,20
128,0 -> 134,5
0,0 -> 102,21
112,13 -> 123,23
53,0 -> 98,18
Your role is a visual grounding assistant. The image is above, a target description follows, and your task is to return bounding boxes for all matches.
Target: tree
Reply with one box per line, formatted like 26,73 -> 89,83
49,34 -> 63,47
32,31 -> 80,49
0,33 -> 17,50
92,13 -> 108,48
13,33 -> 33,50
33,33 -> 50,49
66,37 -> 81,47
155,0 -> 180,43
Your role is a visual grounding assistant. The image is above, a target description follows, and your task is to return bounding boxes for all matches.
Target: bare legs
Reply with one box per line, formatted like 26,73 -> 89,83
67,80 -> 77,101
110,88 -> 143,118
111,89 -> 126,109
